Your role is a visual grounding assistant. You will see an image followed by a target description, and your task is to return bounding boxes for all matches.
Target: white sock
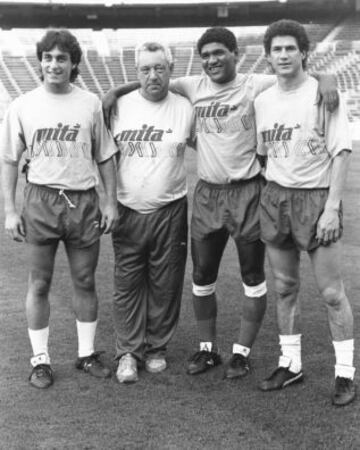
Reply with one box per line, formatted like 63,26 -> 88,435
333,339 -> 355,380
76,320 -> 97,358
278,334 -> 302,373
200,342 -> 213,352
233,343 -> 250,357
28,327 -> 50,363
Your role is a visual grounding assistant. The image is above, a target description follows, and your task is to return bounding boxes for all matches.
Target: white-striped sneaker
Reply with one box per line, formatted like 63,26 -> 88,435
116,353 -> 138,383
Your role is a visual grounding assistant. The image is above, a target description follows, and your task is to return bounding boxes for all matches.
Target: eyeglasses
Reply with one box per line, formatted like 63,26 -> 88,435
139,65 -> 167,75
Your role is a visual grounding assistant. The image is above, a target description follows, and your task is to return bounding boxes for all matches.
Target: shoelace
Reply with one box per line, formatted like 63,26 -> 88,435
34,364 -> 52,377
59,189 -> 76,209
191,350 -> 211,362
336,377 -> 351,391
81,351 -> 105,367
231,354 -> 247,367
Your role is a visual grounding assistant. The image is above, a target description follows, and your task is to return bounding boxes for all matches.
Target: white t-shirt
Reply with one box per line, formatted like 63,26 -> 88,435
171,73 -> 275,183
255,76 -> 352,188
0,85 -> 117,190
112,90 -> 193,214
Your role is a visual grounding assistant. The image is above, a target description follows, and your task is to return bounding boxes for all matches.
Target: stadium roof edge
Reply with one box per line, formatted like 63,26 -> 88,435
0,0 -> 354,29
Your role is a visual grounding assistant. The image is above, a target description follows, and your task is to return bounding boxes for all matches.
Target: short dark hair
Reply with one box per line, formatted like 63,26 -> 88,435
36,29 -> 82,82
263,19 -> 310,69
197,27 -> 238,55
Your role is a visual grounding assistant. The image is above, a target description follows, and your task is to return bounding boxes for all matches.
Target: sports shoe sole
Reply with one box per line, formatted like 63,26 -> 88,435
224,367 -> 250,379
332,387 -> 356,406
116,375 -> 139,384
260,371 -> 304,391
187,361 -> 221,375
29,377 -> 53,389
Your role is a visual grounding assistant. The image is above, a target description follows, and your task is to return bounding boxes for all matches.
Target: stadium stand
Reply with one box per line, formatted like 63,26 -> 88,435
1,17 -> 360,129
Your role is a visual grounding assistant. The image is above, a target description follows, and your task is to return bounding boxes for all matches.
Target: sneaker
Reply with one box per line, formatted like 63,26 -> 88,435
116,353 -> 138,383
187,350 -> 222,375
145,357 -> 167,373
29,364 -> 54,389
75,351 -> 111,378
224,353 -> 250,379
260,366 -> 304,391
332,377 -> 356,406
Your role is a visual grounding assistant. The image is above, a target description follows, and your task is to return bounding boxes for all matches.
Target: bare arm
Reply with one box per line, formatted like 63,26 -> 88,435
316,149 -> 351,245
102,82 -> 140,127
311,72 -> 339,113
97,156 -> 118,233
1,160 -> 25,241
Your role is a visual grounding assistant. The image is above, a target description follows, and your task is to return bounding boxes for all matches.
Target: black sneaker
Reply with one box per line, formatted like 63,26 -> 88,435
260,366 -> 304,391
75,351 -> 111,378
224,353 -> 250,379
332,377 -> 356,406
187,350 -> 222,375
29,364 -> 54,389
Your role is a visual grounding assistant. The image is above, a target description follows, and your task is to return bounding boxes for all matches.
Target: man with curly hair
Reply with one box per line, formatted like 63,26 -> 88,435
0,29 -> 118,388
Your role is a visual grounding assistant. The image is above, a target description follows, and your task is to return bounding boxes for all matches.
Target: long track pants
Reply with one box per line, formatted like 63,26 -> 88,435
112,197 -> 188,361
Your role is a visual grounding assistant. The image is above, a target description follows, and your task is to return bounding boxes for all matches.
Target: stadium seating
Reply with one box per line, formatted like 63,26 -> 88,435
1,18 -> 360,126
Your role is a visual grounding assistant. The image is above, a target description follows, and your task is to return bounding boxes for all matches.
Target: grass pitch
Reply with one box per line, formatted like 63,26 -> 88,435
1,145 -> 360,449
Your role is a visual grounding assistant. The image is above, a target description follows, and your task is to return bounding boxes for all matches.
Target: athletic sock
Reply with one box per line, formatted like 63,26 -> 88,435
76,319 -> 97,358
232,343 -> 250,357
333,339 -> 355,380
278,334 -> 302,374
200,342 -> 213,352
28,327 -> 50,364
192,293 -> 217,349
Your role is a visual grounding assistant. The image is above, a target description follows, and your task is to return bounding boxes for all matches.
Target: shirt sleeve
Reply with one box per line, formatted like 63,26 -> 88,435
325,94 -> 352,157
0,99 -> 26,164
252,74 -> 277,98
92,100 -> 119,163
170,76 -> 199,102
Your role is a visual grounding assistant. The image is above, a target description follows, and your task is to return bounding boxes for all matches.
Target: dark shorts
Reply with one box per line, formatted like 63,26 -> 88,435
191,175 -> 264,243
260,181 -> 343,252
22,183 -> 101,248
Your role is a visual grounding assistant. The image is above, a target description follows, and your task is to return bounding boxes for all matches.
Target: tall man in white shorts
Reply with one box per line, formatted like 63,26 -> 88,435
103,27 -> 337,380
0,29 -> 118,389
255,19 -> 355,406
111,42 -> 193,383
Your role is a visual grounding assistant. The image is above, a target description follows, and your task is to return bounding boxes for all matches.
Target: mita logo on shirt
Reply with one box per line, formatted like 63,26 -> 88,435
195,102 -> 233,118
29,123 -> 89,158
34,123 -> 80,142
195,101 -> 253,134
261,123 -> 300,143
118,124 -> 172,142
114,125 -> 185,158
262,122 -> 327,158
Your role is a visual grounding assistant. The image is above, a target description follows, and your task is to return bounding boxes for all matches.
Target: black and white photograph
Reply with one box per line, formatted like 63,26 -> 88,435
0,0 -> 359,448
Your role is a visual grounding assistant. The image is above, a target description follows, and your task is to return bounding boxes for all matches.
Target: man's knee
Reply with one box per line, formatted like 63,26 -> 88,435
274,273 -> 299,300
29,278 -> 51,298
28,273 -> 52,297
321,283 -> 346,309
192,266 -> 217,287
73,269 -> 96,292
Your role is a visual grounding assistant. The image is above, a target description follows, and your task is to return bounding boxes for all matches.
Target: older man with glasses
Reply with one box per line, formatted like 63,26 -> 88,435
110,42 -> 193,384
